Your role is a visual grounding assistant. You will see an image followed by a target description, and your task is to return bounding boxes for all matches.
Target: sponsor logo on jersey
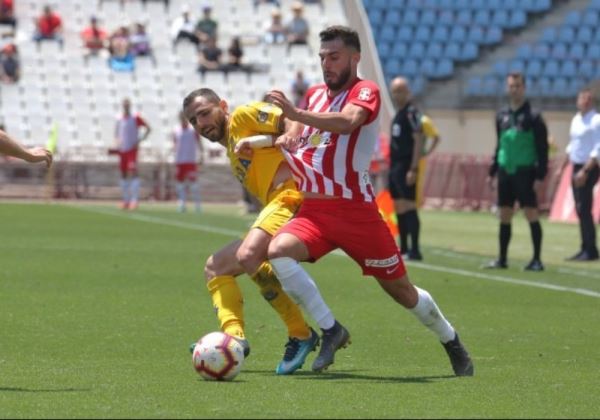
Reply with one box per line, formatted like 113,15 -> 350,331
364,254 -> 399,268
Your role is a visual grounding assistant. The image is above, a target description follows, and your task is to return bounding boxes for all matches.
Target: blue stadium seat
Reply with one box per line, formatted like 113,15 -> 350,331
406,0 -> 422,8
588,43 -> 600,59
402,10 -> 419,25
579,61 -> 595,78
540,28 -> 556,43
414,26 -> 431,42
368,10 -> 383,27
467,27 -> 485,44
482,76 -> 499,96
532,0 -> 551,12
551,77 -> 570,98
384,59 -> 402,76
582,11 -> 599,27
542,60 -> 560,77
550,43 -> 568,60
508,59 -> 525,74
465,76 -> 482,96
435,59 -> 454,79
411,76 -> 426,96
576,27 -> 593,44
387,0 -> 406,9
385,10 -> 402,25
408,42 -> 426,58
521,0 -> 537,12
558,27 -> 575,43
532,44 -> 550,59
420,59 -> 436,78
564,11 -> 582,26
397,27 -> 413,42
493,60 -> 509,76
443,42 -> 461,60
484,27 -> 503,45
421,10 -> 436,25
454,0 -> 470,10
473,10 -> 491,26
492,10 -> 510,28
457,10 -> 473,26
536,77 -> 552,97
525,59 -> 542,77
461,43 -> 478,61
516,44 -> 532,59
372,0 -> 389,9
487,0 -> 503,10
560,61 -> 577,78
568,79 -> 586,96
594,28 -> 600,43
432,26 -> 450,42
439,0 -> 455,9
378,26 -> 397,43
439,10 -> 454,25
589,0 -> 600,9
508,10 -> 527,29
401,59 -> 419,77
377,42 -> 391,57
569,43 -> 585,60
426,43 -> 444,59
391,42 -> 408,58
449,26 -> 467,43
424,0 -> 439,9
504,0 -> 520,10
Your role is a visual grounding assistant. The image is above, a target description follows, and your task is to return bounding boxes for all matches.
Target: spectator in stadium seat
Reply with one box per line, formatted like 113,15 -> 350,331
0,126 -> 53,167
388,77 -> 425,260
263,8 -> 286,45
0,42 -> 19,83
485,72 -> 549,271
108,25 -> 134,72
81,16 -> 108,63
195,4 -> 218,46
0,0 -> 16,29
113,98 -> 151,210
290,69 -> 309,108
171,4 -> 200,51
197,35 -> 223,78
32,4 -> 64,50
253,0 -> 281,9
285,2 -> 309,49
562,88 -> 600,261
224,36 -> 246,73
129,21 -> 156,65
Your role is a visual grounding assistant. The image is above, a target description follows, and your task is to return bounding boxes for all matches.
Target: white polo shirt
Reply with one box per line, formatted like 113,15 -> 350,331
566,109 -> 600,164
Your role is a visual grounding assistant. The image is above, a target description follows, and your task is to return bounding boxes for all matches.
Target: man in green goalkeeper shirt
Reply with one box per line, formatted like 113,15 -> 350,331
485,72 -> 549,271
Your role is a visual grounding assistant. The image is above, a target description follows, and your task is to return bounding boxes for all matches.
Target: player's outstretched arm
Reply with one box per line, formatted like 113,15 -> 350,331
233,135 -> 275,156
0,129 -> 53,167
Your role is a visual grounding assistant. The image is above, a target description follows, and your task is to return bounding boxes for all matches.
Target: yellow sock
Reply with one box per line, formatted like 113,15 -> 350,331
206,275 -> 245,339
251,262 -> 311,339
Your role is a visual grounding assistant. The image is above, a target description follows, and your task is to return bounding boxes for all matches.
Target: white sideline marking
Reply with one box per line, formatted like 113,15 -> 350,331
72,205 -> 600,299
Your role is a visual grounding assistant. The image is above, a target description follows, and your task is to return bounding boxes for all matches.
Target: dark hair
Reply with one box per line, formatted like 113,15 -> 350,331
319,25 -> 361,52
507,72 -> 525,86
183,88 -> 221,110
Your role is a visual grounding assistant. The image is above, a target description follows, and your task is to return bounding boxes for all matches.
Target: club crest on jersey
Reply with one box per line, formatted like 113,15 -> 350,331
257,111 -> 269,123
358,87 -> 371,101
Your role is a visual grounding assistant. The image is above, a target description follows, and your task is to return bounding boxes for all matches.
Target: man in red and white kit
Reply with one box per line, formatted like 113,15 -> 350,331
173,111 -> 203,213
265,26 -> 473,375
114,98 -> 151,210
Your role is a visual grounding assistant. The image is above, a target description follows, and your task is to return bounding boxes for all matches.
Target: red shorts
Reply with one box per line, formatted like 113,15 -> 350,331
119,149 -> 138,176
275,197 -> 406,280
175,163 -> 198,182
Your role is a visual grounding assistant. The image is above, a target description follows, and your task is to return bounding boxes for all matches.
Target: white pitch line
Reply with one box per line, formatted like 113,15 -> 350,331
71,205 -> 600,299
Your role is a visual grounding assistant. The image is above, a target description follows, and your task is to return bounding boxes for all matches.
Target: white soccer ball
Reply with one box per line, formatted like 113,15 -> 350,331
192,332 -> 245,381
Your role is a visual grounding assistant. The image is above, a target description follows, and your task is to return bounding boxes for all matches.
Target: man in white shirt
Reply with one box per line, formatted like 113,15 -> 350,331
172,111 -> 203,213
565,88 -> 600,261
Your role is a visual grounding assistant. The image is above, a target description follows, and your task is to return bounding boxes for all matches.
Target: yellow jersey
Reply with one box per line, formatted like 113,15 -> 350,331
227,101 -> 288,206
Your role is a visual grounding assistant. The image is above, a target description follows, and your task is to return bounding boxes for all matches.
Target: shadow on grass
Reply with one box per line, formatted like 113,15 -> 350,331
0,386 -> 91,393
243,369 -> 456,383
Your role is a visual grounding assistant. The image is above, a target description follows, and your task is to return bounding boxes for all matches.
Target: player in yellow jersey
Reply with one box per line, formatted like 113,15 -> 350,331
415,114 -> 441,208
182,88 -> 319,375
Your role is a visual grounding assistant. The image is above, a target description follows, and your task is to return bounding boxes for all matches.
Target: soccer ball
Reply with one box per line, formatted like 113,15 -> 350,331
192,332 -> 245,381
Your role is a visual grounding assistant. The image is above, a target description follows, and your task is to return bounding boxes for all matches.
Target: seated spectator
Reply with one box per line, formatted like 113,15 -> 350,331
195,4 -> 217,45
263,8 -> 286,45
33,4 -> 64,50
0,0 -> 16,29
171,4 -> 199,50
197,35 -> 223,77
291,69 -> 309,108
285,2 -> 309,48
224,36 -> 246,72
253,0 -> 280,9
108,25 -> 134,72
130,22 -> 156,65
81,16 -> 108,62
0,42 -> 19,83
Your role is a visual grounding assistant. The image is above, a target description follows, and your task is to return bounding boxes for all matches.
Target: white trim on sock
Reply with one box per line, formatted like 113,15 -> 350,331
270,257 -> 335,330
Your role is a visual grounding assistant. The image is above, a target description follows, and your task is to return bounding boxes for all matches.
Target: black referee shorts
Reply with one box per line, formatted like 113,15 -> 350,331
497,167 -> 538,208
389,160 -> 416,201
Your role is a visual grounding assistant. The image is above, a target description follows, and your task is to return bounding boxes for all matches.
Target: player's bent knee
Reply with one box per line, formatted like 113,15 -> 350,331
235,246 -> 263,274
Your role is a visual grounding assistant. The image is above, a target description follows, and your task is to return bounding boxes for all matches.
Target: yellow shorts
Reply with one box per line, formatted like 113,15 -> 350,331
250,188 -> 303,236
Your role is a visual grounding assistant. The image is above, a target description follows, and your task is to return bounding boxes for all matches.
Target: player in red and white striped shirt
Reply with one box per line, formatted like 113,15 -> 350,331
173,111 -> 203,213
265,26 -> 473,375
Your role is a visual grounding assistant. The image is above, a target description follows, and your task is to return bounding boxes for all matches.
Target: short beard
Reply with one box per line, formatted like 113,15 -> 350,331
325,66 -> 351,91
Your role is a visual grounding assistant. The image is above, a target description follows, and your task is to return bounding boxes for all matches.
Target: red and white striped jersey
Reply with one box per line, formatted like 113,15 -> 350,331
283,78 -> 381,202
173,125 -> 200,164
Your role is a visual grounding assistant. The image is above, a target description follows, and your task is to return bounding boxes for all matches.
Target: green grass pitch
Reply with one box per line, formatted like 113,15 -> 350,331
1,202 -> 599,418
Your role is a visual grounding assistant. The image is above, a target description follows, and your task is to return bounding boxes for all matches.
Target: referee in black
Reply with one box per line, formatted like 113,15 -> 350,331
485,72 -> 549,271
388,77 -> 425,260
